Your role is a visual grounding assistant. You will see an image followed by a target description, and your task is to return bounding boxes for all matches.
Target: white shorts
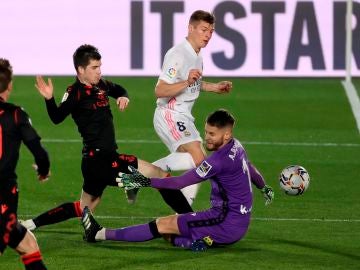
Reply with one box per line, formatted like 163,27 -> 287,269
153,107 -> 202,153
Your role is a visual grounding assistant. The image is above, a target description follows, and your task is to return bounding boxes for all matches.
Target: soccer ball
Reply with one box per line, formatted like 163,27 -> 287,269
279,165 -> 310,195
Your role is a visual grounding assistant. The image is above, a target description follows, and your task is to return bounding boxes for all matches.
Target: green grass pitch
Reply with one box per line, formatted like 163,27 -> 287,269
2,76 -> 360,269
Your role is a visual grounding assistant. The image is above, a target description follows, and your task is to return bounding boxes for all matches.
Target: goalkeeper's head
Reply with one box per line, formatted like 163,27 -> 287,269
73,44 -> 101,73
204,109 -> 235,151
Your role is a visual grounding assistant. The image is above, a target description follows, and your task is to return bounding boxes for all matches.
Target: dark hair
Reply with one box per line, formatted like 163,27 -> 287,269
0,58 -> 13,93
189,10 -> 215,25
73,44 -> 101,71
206,109 -> 235,128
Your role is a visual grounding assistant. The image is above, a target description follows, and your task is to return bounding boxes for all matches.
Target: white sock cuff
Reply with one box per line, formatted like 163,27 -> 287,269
153,152 -> 196,172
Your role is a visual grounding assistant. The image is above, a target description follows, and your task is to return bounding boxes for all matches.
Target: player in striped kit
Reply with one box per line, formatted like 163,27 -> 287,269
152,10 -> 233,205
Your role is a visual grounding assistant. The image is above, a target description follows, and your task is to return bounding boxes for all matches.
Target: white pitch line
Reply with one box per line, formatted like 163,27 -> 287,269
18,214 -> 360,223
41,139 -> 360,148
342,80 -> 360,134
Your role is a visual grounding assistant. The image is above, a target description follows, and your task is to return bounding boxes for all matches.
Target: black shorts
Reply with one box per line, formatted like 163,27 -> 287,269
0,183 -> 27,254
81,149 -> 138,197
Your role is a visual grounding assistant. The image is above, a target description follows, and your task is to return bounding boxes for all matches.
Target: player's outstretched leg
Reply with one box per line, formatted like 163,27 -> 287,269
82,206 -> 102,243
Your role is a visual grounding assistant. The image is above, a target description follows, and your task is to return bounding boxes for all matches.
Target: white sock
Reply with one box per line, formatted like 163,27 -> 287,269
153,152 -> 200,205
19,219 -> 36,231
96,228 -> 106,240
181,183 -> 201,206
152,152 -> 196,172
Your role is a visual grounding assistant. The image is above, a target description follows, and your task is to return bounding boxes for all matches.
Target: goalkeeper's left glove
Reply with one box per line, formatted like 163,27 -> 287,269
116,166 -> 151,190
261,185 -> 274,206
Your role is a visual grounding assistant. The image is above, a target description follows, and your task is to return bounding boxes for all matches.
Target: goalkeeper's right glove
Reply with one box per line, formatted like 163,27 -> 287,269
116,166 -> 151,190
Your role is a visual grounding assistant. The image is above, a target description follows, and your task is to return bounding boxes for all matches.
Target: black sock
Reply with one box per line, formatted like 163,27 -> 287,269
148,220 -> 162,238
22,251 -> 47,270
158,189 -> 193,214
33,201 -> 81,227
24,260 -> 47,270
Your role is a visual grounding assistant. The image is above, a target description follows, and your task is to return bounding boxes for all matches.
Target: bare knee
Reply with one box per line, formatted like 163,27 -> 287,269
178,142 -> 206,166
156,215 -> 180,235
187,149 -> 205,166
138,159 -> 168,178
15,231 -> 39,256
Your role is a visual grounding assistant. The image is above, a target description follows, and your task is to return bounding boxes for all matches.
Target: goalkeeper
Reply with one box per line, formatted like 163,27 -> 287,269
82,109 -> 274,251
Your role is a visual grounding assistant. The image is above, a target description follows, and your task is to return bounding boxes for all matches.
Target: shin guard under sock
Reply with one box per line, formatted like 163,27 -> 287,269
33,201 -> 82,227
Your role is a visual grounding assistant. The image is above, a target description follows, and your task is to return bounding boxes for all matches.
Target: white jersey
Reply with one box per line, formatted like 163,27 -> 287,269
156,39 -> 203,120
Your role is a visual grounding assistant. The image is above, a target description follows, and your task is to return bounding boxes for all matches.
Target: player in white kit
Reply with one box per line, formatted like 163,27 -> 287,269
153,10 -> 232,205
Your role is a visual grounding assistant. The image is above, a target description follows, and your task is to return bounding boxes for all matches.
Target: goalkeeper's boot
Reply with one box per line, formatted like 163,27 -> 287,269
190,236 -> 214,252
82,206 -> 102,242
19,219 -> 37,231
125,188 -> 139,204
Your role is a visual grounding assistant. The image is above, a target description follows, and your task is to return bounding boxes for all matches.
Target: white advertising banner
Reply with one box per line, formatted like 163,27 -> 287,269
0,0 -> 359,77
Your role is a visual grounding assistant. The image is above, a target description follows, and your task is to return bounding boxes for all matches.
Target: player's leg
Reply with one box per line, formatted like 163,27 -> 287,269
82,207 -> 178,242
10,223 -> 47,269
177,140 -> 206,167
138,159 -> 193,213
137,159 -> 168,178
152,152 -> 196,171
20,199 -> 83,231
153,109 -> 202,172
21,154 -> 105,230
115,153 -> 192,213
153,110 -> 205,205
177,141 -> 206,205
79,190 -> 101,211
171,211 -> 218,251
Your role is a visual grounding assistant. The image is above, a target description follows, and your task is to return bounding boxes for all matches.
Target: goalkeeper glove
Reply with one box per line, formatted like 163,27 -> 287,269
116,166 -> 151,190
261,185 -> 274,206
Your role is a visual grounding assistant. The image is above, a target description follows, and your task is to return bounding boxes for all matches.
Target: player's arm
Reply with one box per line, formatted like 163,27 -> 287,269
249,162 -> 274,205
35,76 -> 75,124
155,69 -> 202,98
201,80 -> 232,94
24,139 -> 50,181
106,80 -> 129,99
155,79 -> 189,98
117,166 -> 204,190
106,80 -> 130,112
16,108 -> 50,181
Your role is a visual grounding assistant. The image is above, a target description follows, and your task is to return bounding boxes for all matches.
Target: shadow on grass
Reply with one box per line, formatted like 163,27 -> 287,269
272,238 -> 360,262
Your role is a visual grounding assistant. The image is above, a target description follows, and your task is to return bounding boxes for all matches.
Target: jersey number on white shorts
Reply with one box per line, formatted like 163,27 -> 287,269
176,121 -> 186,132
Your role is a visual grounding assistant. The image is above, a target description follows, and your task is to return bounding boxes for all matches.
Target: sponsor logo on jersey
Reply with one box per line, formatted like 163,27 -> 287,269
196,160 -> 212,177
240,204 -> 252,215
166,67 -> 176,79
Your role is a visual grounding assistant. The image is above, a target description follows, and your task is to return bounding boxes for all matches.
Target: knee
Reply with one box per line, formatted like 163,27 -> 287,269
192,153 -> 206,167
156,216 -> 179,235
15,231 -> 39,255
